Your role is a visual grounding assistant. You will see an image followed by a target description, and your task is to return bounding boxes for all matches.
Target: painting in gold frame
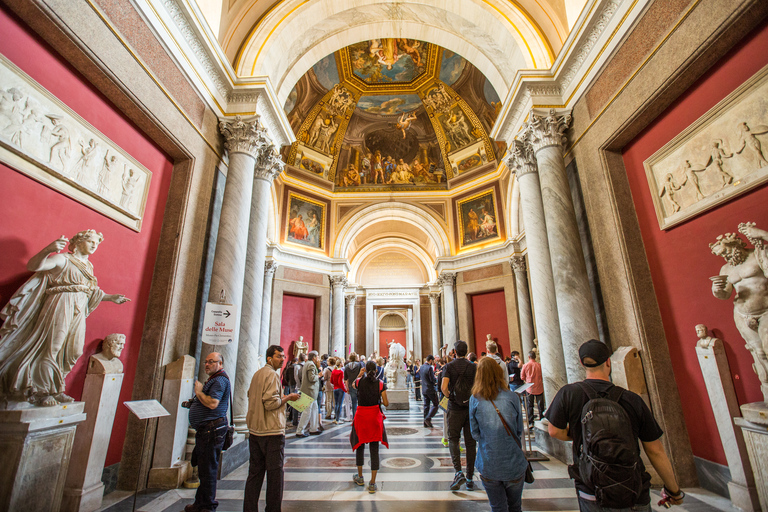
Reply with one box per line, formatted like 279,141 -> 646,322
456,187 -> 500,249
284,192 -> 327,251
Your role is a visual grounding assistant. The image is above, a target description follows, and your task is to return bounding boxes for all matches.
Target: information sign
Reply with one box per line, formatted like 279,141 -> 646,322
202,302 -> 237,345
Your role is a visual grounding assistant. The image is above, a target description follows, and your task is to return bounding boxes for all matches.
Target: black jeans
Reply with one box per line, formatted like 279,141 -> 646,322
414,381 -> 421,400
447,407 -> 476,478
244,434 -> 286,512
355,441 -> 380,471
423,390 -> 438,421
192,417 -> 227,511
526,392 -> 546,426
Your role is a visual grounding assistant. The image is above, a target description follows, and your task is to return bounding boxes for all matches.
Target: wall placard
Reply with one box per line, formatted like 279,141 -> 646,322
0,54 -> 152,231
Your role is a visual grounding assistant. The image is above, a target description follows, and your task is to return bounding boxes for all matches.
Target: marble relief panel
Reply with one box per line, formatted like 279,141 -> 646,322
0,55 -> 151,231
644,64 -> 768,230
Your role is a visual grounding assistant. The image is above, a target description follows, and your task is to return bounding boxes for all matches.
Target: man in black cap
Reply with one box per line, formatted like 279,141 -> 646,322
545,340 -> 685,512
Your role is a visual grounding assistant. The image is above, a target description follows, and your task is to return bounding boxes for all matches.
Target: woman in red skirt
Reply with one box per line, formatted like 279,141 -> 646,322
350,360 -> 389,493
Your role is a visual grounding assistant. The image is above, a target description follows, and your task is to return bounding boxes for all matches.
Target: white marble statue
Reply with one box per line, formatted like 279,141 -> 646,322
710,223 -> 768,401
88,333 -> 125,374
0,230 -> 130,406
294,335 -> 308,357
695,324 -> 720,349
384,340 -> 408,389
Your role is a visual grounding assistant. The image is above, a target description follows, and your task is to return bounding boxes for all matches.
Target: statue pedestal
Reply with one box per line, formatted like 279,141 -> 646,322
0,402 -> 86,512
735,403 -> 768,512
385,389 -> 409,410
61,372 -> 123,512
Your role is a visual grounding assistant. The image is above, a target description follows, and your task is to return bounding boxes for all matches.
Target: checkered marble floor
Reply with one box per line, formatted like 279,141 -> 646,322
99,393 -> 741,512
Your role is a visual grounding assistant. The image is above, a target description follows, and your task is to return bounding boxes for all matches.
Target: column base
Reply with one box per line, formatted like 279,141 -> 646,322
0,401 -> 87,512
148,460 -> 192,489
532,420 -> 572,465
385,389 -> 410,410
60,481 -> 104,512
727,480 -> 761,512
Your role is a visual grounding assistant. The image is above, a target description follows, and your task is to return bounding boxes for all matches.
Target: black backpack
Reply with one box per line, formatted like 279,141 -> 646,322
576,382 -> 643,508
452,362 -> 474,406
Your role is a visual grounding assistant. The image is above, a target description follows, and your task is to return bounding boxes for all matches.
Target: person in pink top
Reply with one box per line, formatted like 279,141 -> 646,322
521,351 -> 545,428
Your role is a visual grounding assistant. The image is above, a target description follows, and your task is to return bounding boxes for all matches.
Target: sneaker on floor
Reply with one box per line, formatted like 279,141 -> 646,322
466,478 -> 474,491
332,420 -> 338,424
450,471 -> 466,491
353,474 -> 365,486
441,437 -> 448,447
368,482 -> 377,494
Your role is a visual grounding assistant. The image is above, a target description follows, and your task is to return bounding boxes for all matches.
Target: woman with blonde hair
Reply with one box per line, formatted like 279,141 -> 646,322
469,357 -> 527,512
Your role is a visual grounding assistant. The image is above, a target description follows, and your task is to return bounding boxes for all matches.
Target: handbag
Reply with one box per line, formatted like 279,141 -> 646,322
490,397 -> 534,483
222,380 -> 235,451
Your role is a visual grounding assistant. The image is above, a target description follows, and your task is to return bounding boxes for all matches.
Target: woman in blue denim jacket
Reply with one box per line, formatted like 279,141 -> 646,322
469,357 -> 528,512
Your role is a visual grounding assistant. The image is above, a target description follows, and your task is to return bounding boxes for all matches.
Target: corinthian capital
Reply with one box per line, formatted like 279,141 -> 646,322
521,108 -> 572,153
506,139 -> 538,178
437,272 -> 456,287
219,115 -> 266,158
510,255 -> 527,273
329,275 -> 348,288
345,294 -> 357,306
264,260 -> 278,277
429,291 -> 441,304
254,142 -> 284,181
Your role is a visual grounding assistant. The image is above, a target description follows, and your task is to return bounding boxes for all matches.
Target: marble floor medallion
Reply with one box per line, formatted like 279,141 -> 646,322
386,427 -> 419,435
381,456 -> 421,469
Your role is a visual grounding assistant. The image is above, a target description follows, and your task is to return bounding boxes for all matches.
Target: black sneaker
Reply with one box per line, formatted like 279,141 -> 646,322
466,478 -> 474,491
450,471 -> 466,491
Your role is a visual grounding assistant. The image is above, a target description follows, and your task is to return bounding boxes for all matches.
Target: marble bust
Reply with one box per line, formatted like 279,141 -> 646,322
88,333 -> 125,374
695,324 -> 719,349
294,336 -> 308,357
0,230 -> 129,406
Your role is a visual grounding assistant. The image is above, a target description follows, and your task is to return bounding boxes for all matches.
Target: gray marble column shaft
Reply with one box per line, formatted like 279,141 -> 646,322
511,256 -> 535,356
523,109 -> 599,383
346,295 -> 356,355
439,273 -> 457,350
330,276 -> 347,359
234,145 -> 283,431
507,140 -> 566,401
258,262 -> 278,361
200,117 -> 264,386
429,292 -> 441,357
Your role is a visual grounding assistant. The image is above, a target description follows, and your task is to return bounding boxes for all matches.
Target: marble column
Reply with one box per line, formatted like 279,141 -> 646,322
346,294 -> 356,356
511,256 -> 535,356
507,140 -> 566,401
200,116 -> 264,390
439,273 -> 457,350
330,275 -> 347,358
522,109 -> 598,383
407,308 -> 415,359
234,140 -> 283,431
258,261 -> 278,359
429,292 -> 441,357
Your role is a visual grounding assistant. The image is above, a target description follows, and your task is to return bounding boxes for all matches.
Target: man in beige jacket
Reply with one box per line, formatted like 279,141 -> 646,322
244,345 -> 298,512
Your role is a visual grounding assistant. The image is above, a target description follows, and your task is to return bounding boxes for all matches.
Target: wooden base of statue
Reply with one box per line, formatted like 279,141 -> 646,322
61,372 -> 124,512
0,401 -> 86,512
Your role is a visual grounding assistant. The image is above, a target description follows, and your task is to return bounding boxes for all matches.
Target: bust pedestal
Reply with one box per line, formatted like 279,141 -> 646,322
735,402 -> 768,512
0,402 -> 86,512
385,389 -> 410,410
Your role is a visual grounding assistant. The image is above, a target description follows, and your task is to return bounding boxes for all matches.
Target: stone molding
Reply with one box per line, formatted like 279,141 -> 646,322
511,255 -> 527,273
506,140 -> 538,177
218,116 -> 266,158
521,109 -> 572,153
329,275 -> 348,288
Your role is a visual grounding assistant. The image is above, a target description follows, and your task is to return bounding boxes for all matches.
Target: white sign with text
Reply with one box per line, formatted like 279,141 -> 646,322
202,302 -> 237,345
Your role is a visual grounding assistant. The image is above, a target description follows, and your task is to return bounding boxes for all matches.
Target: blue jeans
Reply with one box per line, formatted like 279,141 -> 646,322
334,389 -> 345,420
349,387 -> 358,417
482,475 -> 524,512
192,417 -> 227,510
578,497 -> 651,512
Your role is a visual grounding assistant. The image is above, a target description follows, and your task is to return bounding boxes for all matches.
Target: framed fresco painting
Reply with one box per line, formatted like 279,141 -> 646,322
643,63 -> 768,230
456,186 -> 501,249
284,191 -> 327,251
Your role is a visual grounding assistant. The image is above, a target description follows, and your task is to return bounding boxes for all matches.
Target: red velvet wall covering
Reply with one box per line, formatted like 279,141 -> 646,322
471,290 -> 510,359
0,6 -> 174,466
280,294 -> 316,358
621,19 -> 768,465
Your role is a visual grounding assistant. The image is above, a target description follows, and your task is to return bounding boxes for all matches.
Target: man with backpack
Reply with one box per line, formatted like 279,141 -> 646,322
440,340 -> 477,491
546,339 -> 685,512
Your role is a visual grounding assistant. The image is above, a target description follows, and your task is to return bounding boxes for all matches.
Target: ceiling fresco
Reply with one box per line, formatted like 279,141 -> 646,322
283,39 -> 504,192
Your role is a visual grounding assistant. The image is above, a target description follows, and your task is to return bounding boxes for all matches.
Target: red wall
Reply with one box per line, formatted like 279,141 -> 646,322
621,19 -> 768,465
279,294 -> 316,358
379,330 -> 406,357
0,6 -> 173,466
471,290 -> 510,359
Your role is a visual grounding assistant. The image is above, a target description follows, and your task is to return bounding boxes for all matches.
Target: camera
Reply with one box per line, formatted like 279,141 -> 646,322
181,399 -> 194,408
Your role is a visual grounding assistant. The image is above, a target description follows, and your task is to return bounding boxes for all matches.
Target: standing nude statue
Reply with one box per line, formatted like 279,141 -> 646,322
0,230 -> 130,406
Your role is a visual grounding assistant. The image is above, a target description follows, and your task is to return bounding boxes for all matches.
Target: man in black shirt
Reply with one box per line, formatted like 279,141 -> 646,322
440,341 -> 477,491
507,350 -> 524,390
546,340 -> 685,512
420,355 -> 438,427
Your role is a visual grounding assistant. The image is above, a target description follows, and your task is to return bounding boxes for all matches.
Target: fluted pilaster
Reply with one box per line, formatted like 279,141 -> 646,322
330,276 -> 347,358
258,261 -> 278,357
438,273 -> 457,350
429,292 -> 441,357
511,256 -> 535,356
346,294 -> 357,356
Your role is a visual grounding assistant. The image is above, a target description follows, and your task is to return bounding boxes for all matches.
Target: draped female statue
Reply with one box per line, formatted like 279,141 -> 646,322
0,230 -> 129,406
